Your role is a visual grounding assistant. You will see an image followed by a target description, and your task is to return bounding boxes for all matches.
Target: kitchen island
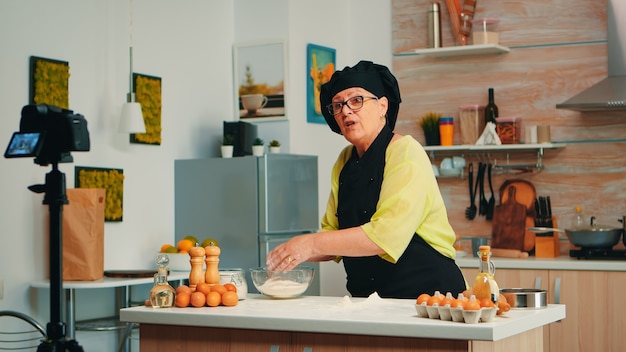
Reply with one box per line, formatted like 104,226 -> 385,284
121,294 -> 565,351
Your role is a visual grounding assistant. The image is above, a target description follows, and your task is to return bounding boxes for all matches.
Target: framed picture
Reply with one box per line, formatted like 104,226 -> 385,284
30,56 -> 70,109
306,44 -> 336,124
75,166 -> 124,222
233,40 -> 287,119
130,73 -> 162,145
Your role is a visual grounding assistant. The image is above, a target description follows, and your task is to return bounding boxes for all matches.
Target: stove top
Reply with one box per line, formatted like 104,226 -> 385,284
570,248 -> 626,260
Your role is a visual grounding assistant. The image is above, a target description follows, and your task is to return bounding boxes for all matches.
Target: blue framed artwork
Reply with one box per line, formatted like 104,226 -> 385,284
306,44 -> 336,124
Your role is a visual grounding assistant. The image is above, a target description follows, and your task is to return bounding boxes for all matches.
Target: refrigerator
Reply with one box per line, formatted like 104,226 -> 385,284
174,154 -> 320,295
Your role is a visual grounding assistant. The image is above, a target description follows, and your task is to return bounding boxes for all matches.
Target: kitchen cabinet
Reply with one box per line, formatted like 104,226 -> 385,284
461,267 -> 626,352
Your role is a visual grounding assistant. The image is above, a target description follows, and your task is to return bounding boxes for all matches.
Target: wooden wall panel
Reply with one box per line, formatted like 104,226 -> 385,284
391,0 -> 626,248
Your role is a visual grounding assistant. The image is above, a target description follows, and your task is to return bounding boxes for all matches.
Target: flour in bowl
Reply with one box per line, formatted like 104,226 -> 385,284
257,277 -> 308,297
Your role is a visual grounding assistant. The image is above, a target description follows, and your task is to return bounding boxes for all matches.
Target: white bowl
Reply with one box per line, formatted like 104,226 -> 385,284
438,167 -> 462,177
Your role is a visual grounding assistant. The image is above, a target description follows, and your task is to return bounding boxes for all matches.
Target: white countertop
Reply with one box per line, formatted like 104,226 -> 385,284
455,255 -> 626,271
120,294 -> 565,342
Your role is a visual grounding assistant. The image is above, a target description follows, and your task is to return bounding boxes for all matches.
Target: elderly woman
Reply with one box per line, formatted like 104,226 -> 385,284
266,61 -> 465,298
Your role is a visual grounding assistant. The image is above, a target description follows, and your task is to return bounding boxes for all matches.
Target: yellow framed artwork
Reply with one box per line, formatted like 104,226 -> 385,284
306,44 -> 335,124
75,166 -> 124,222
29,56 -> 70,109
131,73 -> 162,145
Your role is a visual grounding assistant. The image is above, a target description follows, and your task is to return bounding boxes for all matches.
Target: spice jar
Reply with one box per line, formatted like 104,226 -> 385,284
496,116 -> 521,144
439,117 -> 454,146
458,104 -> 484,145
471,18 -> 500,45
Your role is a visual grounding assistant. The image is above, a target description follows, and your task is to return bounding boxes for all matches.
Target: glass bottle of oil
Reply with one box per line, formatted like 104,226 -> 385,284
149,254 -> 176,308
472,245 -> 500,303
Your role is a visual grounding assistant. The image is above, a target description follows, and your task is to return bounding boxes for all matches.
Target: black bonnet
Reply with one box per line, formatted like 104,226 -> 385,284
319,60 -> 401,134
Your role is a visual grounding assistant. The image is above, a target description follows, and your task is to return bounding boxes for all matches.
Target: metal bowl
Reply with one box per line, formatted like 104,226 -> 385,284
500,288 -> 547,309
565,226 -> 622,248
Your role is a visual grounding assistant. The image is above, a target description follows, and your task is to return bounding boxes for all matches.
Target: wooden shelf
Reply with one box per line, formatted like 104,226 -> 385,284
395,44 -> 510,58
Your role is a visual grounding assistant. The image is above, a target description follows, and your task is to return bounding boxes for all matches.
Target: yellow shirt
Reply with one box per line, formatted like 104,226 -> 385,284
321,135 -> 457,262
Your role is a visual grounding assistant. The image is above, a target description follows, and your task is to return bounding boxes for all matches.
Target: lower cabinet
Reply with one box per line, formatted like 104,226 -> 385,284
461,267 -> 626,352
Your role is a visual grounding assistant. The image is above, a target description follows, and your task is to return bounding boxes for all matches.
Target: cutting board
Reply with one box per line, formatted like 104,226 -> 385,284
500,179 -> 537,252
491,186 -> 527,251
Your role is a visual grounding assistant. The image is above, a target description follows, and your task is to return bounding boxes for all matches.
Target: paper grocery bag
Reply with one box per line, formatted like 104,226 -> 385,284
61,188 -> 105,281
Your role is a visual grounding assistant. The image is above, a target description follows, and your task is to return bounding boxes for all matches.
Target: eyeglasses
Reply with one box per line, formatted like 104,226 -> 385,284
326,95 -> 378,116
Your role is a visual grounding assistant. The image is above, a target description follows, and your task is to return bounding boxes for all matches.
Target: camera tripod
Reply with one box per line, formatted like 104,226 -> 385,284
30,162 -> 84,352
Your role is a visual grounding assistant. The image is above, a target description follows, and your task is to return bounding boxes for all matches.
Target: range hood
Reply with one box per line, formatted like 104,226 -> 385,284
557,0 -> 626,111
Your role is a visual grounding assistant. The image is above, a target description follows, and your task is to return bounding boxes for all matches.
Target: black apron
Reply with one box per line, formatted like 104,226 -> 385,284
337,126 -> 466,299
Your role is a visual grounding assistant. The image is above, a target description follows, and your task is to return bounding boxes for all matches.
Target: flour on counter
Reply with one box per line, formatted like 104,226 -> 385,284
332,292 -> 388,310
257,277 -> 308,297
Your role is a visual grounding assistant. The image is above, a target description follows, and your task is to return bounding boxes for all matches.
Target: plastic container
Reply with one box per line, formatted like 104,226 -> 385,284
496,116 -> 521,144
459,104 -> 484,145
471,18 -> 499,45
439,117 -> 454,146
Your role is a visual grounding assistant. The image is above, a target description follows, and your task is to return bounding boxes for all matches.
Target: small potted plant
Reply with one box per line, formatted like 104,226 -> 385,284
221,134 -> 234,158
268,139 -> 281,154
419,112 -> 441,146
252,137 -> 265,156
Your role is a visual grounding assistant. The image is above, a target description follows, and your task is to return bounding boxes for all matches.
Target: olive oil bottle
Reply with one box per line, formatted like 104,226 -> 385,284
472,245 -> 500,303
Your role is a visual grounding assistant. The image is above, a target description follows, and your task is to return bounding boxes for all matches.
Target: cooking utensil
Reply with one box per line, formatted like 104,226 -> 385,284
486,163 -> 495,220
491,186 -> 527,251
478,162 -> 488,216
500,179 -> 537,252
565,225 -> 622,248
465,163 -> 477,220
500,288 -> 547,309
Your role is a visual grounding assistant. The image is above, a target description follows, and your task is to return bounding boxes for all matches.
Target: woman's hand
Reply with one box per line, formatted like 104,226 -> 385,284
266,234 -> 316,271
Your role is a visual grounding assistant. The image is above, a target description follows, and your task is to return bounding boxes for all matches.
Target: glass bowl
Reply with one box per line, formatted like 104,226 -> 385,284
250,266 -> 314,298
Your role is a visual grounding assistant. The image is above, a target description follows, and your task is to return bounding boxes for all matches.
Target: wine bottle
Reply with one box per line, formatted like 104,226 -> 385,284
484,88 -> 499,125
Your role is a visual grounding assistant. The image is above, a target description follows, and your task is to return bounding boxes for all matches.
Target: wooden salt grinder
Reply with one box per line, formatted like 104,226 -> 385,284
188,246 -> 206,291
205,245 -> 221,286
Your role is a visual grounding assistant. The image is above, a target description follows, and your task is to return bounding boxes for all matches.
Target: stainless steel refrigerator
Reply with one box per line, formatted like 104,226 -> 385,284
174,154 -> 320,295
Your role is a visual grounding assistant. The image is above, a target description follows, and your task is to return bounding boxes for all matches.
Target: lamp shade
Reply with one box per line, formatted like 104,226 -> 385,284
119,102 -> 146,133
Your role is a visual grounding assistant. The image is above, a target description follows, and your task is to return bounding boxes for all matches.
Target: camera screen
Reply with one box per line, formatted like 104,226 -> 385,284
4,132 -> 44,158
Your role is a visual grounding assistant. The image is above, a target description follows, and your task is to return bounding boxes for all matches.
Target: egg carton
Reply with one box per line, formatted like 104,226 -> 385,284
415,303 -> 497,324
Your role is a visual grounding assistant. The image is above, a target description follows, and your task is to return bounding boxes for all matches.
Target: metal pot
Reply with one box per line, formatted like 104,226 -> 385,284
500,288 -> 547,309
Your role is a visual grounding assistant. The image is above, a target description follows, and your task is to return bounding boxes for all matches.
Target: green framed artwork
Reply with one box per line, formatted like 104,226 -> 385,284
75,166 -> 124,222
131,73 -> 162,145
306,44 -> 335,124
30,56 -> 70,109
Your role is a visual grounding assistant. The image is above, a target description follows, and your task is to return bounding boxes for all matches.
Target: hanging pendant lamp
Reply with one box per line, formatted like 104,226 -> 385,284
119,0 -> 145,133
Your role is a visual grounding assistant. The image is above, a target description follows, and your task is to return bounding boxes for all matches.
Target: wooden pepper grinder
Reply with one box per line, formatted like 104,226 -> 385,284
204,245 -> 221,286
188,246 -> 206,291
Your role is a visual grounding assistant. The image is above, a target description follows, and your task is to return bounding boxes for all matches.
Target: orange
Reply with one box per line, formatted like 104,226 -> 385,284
175,292 -> 191,308
177,239 -> 195,253
176,285 -> 192,295
222,291 -> 238,306
210,284 -> 227,296
160,244 -> 174,253
416,293 -> 430,305
224,283 -> 237,293
190,292 -> 206,307
196,282 -> 211,296
206,291 -> 221,307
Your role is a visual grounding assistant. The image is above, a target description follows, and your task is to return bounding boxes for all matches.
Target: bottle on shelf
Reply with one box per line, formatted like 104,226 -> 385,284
149,254 -> 176,308
472,245 -> 500,303
571,206 -> 585,229
484,88 -> 499,126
